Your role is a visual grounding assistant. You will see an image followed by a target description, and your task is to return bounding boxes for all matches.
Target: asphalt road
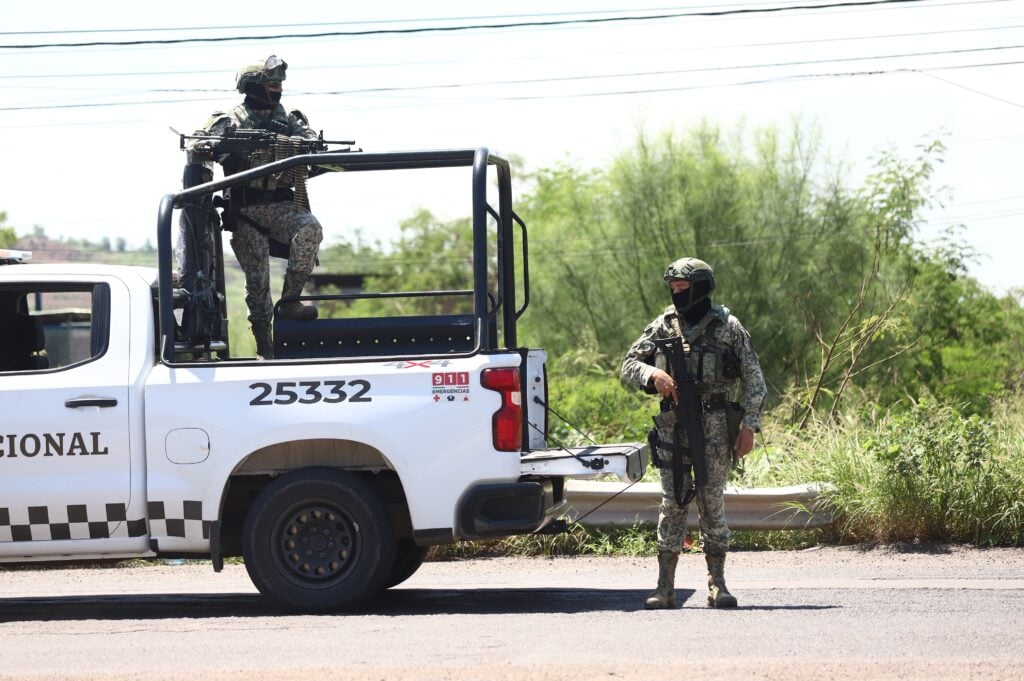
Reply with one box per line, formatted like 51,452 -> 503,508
0,545 -> 1022,681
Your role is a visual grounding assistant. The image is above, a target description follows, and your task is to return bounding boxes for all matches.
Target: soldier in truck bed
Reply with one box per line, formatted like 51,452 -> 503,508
187,55 -> 322,359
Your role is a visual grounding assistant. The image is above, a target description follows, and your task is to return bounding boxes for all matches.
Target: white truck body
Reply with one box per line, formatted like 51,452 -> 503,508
0,148 -> 646,615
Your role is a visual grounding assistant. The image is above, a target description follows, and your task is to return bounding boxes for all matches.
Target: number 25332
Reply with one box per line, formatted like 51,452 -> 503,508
248,380 -> 372,406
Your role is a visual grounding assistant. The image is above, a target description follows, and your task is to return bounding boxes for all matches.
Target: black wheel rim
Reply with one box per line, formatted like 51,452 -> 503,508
273,501 -> 359,587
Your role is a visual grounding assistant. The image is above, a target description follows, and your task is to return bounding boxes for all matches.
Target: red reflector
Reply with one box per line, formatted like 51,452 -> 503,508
481,367 -> 523,451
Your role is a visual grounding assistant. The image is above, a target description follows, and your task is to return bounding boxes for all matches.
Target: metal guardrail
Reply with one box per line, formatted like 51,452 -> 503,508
564,481 -> 832,530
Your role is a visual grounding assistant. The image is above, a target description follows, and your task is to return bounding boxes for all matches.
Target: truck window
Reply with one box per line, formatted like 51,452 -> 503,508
0,283 -> 109,372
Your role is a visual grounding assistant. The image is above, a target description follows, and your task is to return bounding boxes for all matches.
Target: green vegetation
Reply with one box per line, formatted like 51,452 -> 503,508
510,122 -> 1024,548
0,212 -> 16,249
428,522 -> 663,559
425,525 -> 825,559
739,396 -> 1024,547
7,119 -> 1022,550
517,125 -> 1023,418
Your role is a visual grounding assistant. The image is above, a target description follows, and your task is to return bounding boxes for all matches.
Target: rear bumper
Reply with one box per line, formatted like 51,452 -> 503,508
456,480 -> 566,540
520,442 -> 648,482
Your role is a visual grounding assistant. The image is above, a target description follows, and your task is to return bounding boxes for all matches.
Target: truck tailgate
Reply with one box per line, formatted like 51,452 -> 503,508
520,442 -> 648,482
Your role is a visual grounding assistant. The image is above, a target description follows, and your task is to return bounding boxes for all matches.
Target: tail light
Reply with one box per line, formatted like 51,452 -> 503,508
481,367 -> 523,451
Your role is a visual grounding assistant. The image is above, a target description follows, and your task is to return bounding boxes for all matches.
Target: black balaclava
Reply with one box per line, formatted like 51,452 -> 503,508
672,280 -> 712,324
244,82 -> 280,109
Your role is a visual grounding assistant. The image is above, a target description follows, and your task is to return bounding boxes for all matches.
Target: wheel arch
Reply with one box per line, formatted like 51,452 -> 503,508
216,438 -> 412,560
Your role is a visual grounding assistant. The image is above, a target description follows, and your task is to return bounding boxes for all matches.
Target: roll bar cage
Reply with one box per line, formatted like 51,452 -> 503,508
155,148 -> 528,364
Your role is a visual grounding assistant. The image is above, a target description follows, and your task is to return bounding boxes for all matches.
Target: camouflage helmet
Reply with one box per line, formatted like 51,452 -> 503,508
663,257 -> 715,291
235,55 -> 288,94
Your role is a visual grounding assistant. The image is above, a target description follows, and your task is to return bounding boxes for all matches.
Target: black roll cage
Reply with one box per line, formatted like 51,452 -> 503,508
156,148 -> 529,364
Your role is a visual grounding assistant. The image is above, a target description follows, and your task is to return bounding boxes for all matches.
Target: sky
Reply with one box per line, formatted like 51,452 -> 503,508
1,0 -> 1022,293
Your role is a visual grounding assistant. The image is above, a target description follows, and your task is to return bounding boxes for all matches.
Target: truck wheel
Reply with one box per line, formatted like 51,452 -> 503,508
383,538 -> 428,589
242,467 -> 395,612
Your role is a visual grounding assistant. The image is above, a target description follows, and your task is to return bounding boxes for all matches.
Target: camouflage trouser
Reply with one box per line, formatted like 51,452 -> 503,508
655,409 -> 733,556
230,201 -> 323,334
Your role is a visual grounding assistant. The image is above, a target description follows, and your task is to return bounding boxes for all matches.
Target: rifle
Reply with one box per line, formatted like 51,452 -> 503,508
179,128 -> 356,158
653,336 -> 708,505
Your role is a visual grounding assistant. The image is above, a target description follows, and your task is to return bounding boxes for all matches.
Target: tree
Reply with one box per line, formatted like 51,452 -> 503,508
519,122 -> 869,395
0,211 -> 15,249
516,122 -> 1021,416
318,210 -> 496,318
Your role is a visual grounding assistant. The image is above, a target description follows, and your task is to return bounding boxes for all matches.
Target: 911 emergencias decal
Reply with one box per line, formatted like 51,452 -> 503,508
431,372 -> 470,403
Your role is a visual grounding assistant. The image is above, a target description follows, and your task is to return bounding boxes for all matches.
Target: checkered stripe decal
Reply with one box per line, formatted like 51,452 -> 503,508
0,503 -> 147,542
148,500 -> 212,540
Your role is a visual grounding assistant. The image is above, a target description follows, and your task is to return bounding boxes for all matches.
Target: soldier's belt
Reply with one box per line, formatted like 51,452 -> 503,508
702,393 -> 728,411
238,187 -> 294,205
654,392 -> 728,429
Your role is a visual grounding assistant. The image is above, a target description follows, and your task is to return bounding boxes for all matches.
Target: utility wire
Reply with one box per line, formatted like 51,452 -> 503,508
2,46 -> 1021,113
2,22 -> 1021,80
1,0 -> 1009,39
277,44 -> 1024,96
0,0 -> 952,50
916,70 -> 1024,109
0,60 -> 1017,113
498,60 -> 1024,100
0,3 -> 837,36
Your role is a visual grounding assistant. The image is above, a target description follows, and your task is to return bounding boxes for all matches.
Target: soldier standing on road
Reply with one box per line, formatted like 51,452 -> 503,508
621,257 -> 766,609
187,55 -> 323,359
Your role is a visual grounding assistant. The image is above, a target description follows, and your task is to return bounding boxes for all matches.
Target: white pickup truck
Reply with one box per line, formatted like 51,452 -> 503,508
0,147 -> 646,612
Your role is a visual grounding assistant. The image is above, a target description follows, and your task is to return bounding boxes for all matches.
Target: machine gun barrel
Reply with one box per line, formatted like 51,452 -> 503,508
179,129 -> 356,152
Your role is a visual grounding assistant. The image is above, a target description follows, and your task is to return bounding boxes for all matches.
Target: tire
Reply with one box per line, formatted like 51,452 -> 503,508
242,467 -> 396,612
383,538 -> 428,589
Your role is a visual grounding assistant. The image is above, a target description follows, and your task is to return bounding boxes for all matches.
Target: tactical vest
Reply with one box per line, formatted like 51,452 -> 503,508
655,314 -> 741,390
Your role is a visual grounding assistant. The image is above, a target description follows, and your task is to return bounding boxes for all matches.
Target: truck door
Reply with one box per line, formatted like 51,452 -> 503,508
0,278 -> 139,556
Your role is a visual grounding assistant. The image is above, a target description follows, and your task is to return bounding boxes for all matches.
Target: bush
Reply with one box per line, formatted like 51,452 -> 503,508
543,347 -> 652,447
740,396 -> 1024,546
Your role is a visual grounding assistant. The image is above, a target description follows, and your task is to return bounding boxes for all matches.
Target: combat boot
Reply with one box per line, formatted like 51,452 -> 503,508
253,323 -> 274,360
706,554 -> 738,608
644,550 -> 679,609
279,270 -> 318,321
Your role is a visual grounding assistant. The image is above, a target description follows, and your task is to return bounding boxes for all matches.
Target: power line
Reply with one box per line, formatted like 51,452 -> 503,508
0,60 -> 1018,113
497,60 -> 1024,101
3,42 -> 1021,112
299,44 -> 1024,96
0,96 -> 223,112
2,22 -> 1021,81
0,0 -> 951,50
917,70 -> 1024,109
0,3 -> 812,36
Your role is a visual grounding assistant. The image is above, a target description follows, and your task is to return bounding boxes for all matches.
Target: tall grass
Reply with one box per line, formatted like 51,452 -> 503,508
427,523 -> 661,560
739,395 -> 1024,546
425,396 -> 1024,559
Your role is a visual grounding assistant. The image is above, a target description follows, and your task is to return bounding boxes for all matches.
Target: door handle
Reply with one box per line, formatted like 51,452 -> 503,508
65,397 -> 118,409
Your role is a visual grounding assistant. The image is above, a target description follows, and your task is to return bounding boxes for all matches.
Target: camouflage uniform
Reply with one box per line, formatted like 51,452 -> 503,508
621,260 -> 766,608
622,304 -> 766,552
184,56 -> 323,358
